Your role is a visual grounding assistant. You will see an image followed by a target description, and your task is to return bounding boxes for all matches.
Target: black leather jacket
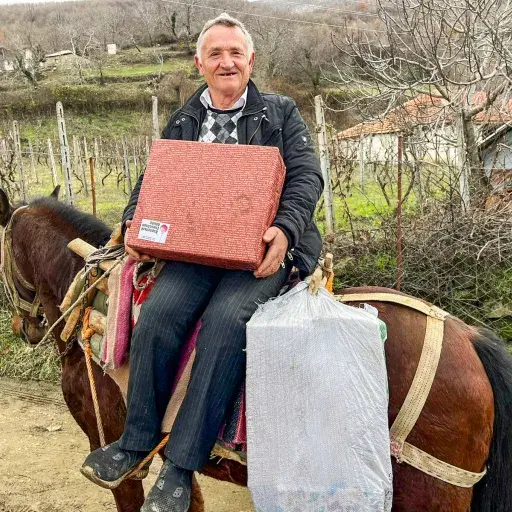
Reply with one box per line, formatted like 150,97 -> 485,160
122,79 -> 324,276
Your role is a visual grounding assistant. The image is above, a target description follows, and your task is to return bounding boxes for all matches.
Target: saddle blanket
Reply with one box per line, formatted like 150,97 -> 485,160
97,258 -> 248,453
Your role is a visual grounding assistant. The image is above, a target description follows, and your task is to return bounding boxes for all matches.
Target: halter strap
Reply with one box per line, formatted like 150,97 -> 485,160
0,206 -> 44,318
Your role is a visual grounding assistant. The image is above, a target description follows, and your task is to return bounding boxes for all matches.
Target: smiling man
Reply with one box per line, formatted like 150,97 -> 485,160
82,13 -> 323,511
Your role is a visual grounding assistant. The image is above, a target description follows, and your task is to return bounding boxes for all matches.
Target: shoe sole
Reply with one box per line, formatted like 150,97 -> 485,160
80,465 -> 150,490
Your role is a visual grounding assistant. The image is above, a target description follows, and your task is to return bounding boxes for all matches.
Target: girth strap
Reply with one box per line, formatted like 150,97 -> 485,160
335,292 -> 486,488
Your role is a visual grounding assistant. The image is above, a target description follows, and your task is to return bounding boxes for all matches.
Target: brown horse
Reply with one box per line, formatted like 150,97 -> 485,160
2,188 -> 512,512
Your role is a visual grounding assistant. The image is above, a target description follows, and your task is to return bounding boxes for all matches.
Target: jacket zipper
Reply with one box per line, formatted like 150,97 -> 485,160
246,107 -> 267,144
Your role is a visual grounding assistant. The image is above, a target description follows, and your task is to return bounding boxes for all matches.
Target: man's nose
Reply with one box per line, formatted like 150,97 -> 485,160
220,53 -> 235,69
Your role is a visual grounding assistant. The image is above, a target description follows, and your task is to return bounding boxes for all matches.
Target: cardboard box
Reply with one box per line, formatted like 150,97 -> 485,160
126,139 -> 286,270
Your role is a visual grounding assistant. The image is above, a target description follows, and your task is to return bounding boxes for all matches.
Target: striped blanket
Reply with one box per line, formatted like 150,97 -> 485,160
101,258 -> 247,451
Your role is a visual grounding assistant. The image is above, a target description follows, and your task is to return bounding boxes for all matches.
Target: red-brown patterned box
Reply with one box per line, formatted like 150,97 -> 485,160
126,139 -> 286,270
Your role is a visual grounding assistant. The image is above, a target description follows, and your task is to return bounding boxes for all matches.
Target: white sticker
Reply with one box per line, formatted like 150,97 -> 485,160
138,219 -> 170,244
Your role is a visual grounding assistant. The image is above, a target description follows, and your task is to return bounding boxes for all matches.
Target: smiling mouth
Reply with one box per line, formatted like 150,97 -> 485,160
218,72 -> 237,77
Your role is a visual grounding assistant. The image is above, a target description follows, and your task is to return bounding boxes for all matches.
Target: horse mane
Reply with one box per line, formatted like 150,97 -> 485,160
16,197 -> 114,303
29,197 -> 112,247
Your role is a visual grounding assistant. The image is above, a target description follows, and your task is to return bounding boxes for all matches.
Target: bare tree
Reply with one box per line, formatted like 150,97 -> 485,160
2,30 -> 45,86
132,2 -> 160,47
285,26 -> 334,96
252,19 -> 291,80
184,2 -> 197,55
333,0 -> 512,199
157,0 -> 179,41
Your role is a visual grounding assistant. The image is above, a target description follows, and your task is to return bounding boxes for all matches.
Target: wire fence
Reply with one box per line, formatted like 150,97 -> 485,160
327,133 -> 512,341
2,110 -> 511,341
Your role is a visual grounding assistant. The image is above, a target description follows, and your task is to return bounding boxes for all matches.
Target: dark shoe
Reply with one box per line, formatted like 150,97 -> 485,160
141,459 -> 192,512
80,441 -> 150,490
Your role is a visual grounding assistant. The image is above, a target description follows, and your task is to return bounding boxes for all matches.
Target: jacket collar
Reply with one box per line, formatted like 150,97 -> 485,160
180,79 -> 265,119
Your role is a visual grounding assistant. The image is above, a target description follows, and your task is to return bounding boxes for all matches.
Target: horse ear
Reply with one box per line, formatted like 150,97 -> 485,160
0,188 -> 13,227
50,185 -> 61,200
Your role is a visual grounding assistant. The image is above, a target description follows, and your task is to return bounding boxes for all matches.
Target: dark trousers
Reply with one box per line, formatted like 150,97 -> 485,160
119,260 -> 290,470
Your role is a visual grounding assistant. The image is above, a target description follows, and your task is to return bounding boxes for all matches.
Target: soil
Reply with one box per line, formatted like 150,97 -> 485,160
0,377 -> 254,512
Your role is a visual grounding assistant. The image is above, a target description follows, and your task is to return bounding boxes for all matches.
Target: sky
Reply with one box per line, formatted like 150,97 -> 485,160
0,0 -> 261,3
0,0 -> 81,4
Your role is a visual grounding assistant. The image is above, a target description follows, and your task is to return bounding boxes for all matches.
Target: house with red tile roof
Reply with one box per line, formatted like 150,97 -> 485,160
337,94 -> 512,174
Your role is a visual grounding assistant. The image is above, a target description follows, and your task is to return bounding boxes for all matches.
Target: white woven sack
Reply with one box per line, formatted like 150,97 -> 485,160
246,282 -> 392,512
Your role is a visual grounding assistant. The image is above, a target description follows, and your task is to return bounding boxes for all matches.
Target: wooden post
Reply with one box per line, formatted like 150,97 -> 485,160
89,157 -> 97,217
359,135 -> 365,191
74,135 -> 88,197
133,145 -> 138,176
56,102 -> 74,206
48,138 -> 58,187
0,139 -> 7,163
28,140 -> 39,185
396,134 -> 404,291
93,137 -> 100,160
122,134 -> 132,194
314,95 -> 335,234
12,121 -> 27,202
152,96 -> 159,140
93,138 -> 101,185
83,137 -> 89,161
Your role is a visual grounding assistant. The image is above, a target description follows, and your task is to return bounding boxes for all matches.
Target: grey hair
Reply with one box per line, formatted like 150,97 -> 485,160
195,13 -> 254,61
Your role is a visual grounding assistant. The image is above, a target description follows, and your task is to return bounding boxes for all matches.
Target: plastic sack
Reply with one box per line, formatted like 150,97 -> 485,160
246,282 -> 392,512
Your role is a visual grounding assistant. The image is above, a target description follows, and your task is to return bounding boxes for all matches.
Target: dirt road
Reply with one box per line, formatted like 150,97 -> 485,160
0,377 -> 254,512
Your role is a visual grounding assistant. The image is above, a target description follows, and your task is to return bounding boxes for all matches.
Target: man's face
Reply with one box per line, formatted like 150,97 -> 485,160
195,25 -> 255,99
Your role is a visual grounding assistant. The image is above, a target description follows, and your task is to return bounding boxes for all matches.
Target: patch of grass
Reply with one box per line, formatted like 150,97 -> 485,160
18,109 -> 165,142
96,60 -> 194,78
0,310 -> 60,383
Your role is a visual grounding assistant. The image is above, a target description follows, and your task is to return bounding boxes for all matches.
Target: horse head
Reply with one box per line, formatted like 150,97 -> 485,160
0,186 -> 60,345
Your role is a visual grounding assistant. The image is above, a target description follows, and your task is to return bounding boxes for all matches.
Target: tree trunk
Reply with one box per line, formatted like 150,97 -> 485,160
461,112 -> 488,196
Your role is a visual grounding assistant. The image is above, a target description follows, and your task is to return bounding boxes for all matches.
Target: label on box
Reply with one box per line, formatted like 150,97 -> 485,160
138,219 -> 170,244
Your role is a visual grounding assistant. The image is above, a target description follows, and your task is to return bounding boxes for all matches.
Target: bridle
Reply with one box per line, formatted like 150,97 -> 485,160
0,206 -> 45,320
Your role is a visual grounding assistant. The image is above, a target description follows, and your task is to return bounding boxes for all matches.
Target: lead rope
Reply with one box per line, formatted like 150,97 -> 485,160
126,435 -> 171,481
82,306 -> 106,447
35,256 -> 124,351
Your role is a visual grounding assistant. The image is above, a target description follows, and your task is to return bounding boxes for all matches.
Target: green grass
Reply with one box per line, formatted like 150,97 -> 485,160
96,60 -> 194,78
18,110 -> 164,142
0,310 -> 60,383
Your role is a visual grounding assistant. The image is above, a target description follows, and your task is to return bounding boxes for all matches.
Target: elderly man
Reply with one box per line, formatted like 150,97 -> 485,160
82,13 -> 323,511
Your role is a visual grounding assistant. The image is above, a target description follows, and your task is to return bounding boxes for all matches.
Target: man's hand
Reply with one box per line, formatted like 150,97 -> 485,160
125,220 -> 154,262
254,226 -> 288,279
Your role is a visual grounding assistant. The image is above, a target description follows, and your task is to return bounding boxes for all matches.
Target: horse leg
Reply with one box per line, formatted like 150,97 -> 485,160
392,464 -> 472,512
190,474 -> 205,512
111,480 -> 146,512
60,350 -> 146,510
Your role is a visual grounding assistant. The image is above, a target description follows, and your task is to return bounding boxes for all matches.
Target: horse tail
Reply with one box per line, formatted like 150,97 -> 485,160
471,328 -> 512,512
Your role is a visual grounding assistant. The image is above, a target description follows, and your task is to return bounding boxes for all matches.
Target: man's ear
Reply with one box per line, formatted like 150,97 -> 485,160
0,188 -> 13,227
249,52 -> 255,73
195,55 -> 204,76
50,185 -> 60,200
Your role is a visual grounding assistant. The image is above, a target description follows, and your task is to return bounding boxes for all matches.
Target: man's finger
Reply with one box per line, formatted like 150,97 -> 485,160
262,226 -> 278,244
254,245 -> 281,278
